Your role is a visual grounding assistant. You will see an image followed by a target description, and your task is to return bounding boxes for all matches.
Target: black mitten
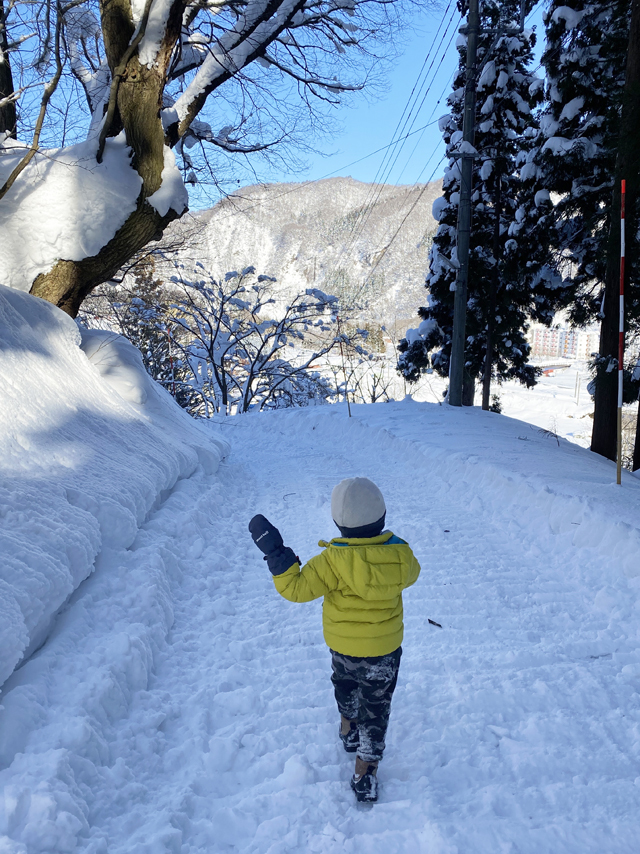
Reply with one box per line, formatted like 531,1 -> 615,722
249,514 -> 284,555
249,515 -> 299,576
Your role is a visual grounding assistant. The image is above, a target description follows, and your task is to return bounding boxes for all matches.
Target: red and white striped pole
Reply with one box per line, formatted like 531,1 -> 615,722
617,179 -> 626,485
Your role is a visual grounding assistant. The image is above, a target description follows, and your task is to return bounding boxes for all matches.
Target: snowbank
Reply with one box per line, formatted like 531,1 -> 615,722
0,285 -> 228,689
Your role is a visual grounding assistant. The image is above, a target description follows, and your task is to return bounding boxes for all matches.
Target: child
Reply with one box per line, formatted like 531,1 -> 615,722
249,476 -> 421,803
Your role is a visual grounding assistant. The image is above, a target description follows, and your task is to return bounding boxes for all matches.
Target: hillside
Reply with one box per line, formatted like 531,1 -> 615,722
165,177 -> 442,330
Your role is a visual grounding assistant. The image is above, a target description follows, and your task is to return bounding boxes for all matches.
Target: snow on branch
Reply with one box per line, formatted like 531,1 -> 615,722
168,0 -> 387,141
181,118 -> 286,153
173,0 -> 307,137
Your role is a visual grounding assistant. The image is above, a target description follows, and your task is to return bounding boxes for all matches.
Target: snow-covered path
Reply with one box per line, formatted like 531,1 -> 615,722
71,406 -> 640,853
3,402 -> 640,853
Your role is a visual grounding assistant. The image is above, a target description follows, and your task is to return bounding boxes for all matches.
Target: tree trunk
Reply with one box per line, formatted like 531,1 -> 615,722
630,2 -> 640,471
29,0 -> 184,317
481,289 -> 496,410
0,0 -> 17,138
592,0 -> 640,461
591,266 -> 620,461
29,204 -> 177,316
462,369 -> 475,406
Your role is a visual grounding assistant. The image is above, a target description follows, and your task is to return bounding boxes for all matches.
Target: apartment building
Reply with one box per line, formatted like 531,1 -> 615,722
528,324 -> 600,361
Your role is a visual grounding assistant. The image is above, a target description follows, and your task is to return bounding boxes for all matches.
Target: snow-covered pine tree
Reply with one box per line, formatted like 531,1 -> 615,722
398,0 -> 557,407
536,0 -> 630,326
534,0 -> 640,463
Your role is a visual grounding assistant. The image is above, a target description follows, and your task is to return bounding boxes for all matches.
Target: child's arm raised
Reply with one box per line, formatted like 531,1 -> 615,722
248,515 -> 337,603
272,552 -> 338,603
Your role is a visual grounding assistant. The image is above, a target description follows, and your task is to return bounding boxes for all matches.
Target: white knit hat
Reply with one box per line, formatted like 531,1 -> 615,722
331,477 -> 386,529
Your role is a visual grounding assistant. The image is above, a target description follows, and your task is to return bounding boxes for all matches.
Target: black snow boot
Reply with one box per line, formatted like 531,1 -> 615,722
350,756 -> 379,803
339,716 -> 359,753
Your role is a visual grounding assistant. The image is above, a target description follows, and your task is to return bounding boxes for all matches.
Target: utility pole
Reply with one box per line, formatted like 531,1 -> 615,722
448,0 -> 480,406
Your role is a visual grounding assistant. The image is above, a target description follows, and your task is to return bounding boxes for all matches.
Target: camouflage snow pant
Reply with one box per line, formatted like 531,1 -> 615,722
330,647 -> 402,762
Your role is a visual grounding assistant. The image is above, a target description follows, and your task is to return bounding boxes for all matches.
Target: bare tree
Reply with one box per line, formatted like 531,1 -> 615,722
140,263 -> 346,414
0,0 -> 413,316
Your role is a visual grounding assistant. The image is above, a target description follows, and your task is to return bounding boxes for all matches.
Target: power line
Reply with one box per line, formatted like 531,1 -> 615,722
345,143 -> 446,310
336,6 -> 461,268
330,4 -> 457,257
366,156 -> 445,284
525,0 -> 545,25
204,118 -> 443,224
346,17 -> 458,245
388,50 -> 458,185
367,2 -> 458,191
346,6 -> 460,235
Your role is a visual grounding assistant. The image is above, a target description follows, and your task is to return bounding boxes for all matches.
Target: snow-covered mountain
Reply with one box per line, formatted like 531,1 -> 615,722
167,177 -> 442,327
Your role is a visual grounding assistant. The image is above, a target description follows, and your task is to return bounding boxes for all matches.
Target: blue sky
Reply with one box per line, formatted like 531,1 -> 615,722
190,2 -> 547,205
292,1 -> 546,188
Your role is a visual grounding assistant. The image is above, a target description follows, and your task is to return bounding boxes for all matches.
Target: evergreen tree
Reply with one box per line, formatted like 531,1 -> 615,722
398,0 -> 563,407
535,0 -> 640,463
536,0 -> 630,325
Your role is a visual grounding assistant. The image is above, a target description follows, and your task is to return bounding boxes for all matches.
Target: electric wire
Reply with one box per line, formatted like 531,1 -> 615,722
345,142 -> 447,311
339,5 -> 461,259
208,116 -> 443,224
362,2 -> 457,192
331,3 -> 458,259
525,0 -> 545,26
344,0 -> 546,313
391,58 -> 457,185
280,5 -> 464,314
343,15 -> 459,251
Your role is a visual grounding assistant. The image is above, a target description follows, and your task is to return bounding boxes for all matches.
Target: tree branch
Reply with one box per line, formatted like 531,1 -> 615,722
173,0 -> 307,141
0,0 -> 64,201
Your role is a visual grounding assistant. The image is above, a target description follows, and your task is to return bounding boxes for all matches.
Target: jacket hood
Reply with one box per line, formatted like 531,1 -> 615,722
318,532 -> 415,601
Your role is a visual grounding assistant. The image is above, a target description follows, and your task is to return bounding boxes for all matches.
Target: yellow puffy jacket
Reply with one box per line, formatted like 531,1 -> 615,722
273,531 -> 421,657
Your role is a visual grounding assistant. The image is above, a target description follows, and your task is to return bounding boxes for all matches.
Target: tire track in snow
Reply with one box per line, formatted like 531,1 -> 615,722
83,408 -> 640,854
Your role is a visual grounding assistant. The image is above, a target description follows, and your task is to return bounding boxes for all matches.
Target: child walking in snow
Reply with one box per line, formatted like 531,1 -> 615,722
249,477 -> 421,803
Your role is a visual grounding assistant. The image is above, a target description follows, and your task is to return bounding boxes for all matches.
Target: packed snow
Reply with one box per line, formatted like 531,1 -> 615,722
2,290 -> 640,852
0,136 -> 142,293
